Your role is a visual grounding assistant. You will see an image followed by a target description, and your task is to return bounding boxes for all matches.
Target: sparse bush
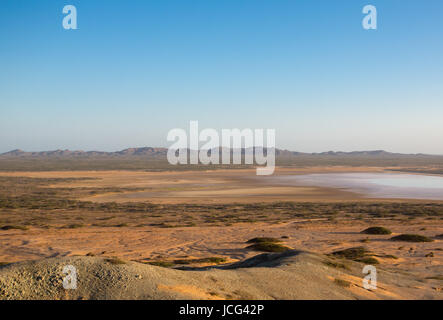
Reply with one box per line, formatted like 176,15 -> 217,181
0,225 -> 28,231
64,223 -> 84,229
331,247 -> 371,260
247,242 -> 291,253
334,278 -> 351,287
425,252 -> 434,258
361,226 -> 392,235
381,254 -> 398,259
331,247 -> 379,264
246,237 -> 282,244
115,223 -> 128,227
173,257 -> 227,265
355,257 -> 379,264
146,261 -> 175,268
105,257 -> 127,265
323,260 -> 350,270
390,234 -> 433,242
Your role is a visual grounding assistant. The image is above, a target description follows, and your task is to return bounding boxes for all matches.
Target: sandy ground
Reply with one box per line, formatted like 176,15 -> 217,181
0,167 -> 442,299
1,250 -> 440,300
1,218 -> 441,278
0,167 -> 391,204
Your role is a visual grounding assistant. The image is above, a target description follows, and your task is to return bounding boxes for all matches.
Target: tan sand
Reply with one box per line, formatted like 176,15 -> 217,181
0,167 -> 442,300
1,251 -> 441,300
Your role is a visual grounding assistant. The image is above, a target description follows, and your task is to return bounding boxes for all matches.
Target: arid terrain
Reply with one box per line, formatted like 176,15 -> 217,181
0,162 -> 442,299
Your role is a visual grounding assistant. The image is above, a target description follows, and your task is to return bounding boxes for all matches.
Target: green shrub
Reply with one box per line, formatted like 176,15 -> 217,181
173,257 -> 227,265
355,257 -> 379,264
361,226 -> 392,235
331,247 -> 379,264
323,260 -> 350,270
146,261 -> 175,268
331,247 -> 371,260
115,223 -> 128,227
65,223 -> 84,229
381,254 -> 398,259
390,234 -> 433,242
246,237 -> 282,244
247,242 -> 291,253
1,225 -> 28,231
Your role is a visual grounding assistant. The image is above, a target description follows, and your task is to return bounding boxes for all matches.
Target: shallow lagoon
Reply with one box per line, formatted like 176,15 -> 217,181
278,172 -> 443,200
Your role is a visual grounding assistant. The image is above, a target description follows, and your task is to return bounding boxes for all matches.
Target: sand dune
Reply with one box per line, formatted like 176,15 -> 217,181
1,250 -> 440,300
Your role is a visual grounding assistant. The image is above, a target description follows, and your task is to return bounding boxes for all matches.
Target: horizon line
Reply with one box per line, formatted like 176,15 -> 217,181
2,147 -> 443,157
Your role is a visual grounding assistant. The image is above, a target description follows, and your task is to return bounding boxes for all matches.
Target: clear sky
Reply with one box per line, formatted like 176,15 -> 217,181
1,0 -> 442,154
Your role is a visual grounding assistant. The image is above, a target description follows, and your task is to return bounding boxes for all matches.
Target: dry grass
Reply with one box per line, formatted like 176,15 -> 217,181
334,278 -> 352,288
105,257 -> 127,265
331,247 -> 379,264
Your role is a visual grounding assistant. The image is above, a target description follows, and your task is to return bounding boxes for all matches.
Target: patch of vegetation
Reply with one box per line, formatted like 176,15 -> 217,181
246,237 -> 282,244
426,275 -> 443,281
361,226 -> 392,235
323,260 -> 350,270
0,262 -> 11,266
355,257 -> 379,264
0,225 -> 28,231
331,247 -> 379,264
146,261 -> 175,268
1,174 -> 443,232
435,234 -> 443,239
331,247 -> 371,260
105,257 -> 127,265
247,242 -> 291,253
334,278 -> 351,288
63,223 -> 84,229
98,216 -> 115,221
390,234 -> 433,242
425,252 -> 434,258
379,254 -> 398,259
173,257 -> 227,265
114,223 -> 128,227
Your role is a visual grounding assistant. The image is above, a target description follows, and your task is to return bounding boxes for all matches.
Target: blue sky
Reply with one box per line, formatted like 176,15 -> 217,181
1,0 -> 443,154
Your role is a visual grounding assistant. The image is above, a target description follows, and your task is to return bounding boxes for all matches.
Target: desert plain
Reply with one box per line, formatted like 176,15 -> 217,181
0,165 -> 442,299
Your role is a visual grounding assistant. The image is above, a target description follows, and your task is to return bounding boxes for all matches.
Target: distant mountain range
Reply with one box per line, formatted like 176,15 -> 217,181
0,147 -> 168,158
0,147 -> 437,158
